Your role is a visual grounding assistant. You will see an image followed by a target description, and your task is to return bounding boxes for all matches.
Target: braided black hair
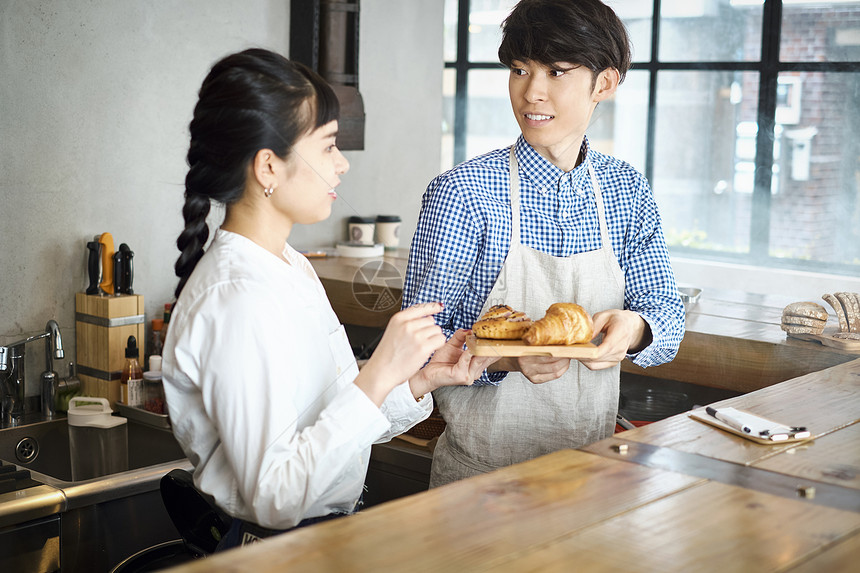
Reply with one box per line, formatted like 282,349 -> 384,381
175,48 -> 339,298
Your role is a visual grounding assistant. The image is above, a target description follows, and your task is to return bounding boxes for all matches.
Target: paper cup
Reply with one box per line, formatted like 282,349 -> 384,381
375,215 -> 401,249
348,216 -> 376,245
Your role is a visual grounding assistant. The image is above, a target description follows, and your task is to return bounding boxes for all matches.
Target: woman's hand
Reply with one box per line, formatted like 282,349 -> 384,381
409,329 -> 499,397
578,309 -> 651,371
354,302 -> 447,406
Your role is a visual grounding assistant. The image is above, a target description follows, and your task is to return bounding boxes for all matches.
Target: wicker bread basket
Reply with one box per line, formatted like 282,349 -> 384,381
405,406 -> 446,440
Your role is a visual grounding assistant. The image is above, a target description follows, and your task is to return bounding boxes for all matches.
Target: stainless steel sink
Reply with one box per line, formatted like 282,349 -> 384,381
0,415 -> 186,485
0,415 -> 192,572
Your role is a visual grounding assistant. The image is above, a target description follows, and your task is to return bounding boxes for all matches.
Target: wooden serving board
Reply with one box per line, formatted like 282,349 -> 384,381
787,330 -> 860,353
465,333 -> 599,358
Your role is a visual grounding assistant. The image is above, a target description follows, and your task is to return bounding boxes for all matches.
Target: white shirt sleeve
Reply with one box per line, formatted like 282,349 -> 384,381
377,380 -> 433,443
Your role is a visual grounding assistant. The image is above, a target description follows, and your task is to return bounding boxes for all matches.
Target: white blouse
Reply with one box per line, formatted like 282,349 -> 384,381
162,229 -> 431,529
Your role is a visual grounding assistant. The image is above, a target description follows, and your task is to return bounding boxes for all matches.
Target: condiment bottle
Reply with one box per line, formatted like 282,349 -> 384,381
150,318 -> 164,367
143,369 -> 165,414
121,335 -> 144,408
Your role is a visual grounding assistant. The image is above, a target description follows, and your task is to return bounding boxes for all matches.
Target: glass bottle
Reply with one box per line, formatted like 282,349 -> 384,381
143,370 -> 165,414
150,318 -> 164,368
121,335 -> 144,408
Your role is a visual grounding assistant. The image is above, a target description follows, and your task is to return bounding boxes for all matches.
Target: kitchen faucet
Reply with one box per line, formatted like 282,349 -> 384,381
0,320 -> 64,422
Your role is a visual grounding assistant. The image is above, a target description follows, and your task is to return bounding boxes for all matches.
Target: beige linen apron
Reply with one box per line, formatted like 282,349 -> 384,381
430,147 -> 625,488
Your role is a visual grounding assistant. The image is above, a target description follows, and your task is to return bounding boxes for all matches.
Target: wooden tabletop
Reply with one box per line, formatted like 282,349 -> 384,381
602,358 -> 860,473
166,447 -> 860,572
309,253 -> 859,392
166,358 -> 860,573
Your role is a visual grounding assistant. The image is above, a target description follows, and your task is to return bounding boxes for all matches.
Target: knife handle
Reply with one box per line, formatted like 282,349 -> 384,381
113,251 -> 123,296
117,243 -> 134,295
86,241 -> 102,295
125,247 -> 134,295
99,232 -> 115,295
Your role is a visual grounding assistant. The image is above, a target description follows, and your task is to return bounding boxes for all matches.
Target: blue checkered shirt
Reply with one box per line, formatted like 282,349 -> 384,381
403,136 -> 685,385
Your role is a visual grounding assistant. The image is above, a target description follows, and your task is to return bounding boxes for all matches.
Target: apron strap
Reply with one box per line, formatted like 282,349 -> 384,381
586,160 -> 613,252
508,146 -> 522,247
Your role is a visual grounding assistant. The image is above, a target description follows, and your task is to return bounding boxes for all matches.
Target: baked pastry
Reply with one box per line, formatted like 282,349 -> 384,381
781,301 -> 827,335
821,292 -> 860,333
822,294 -> 849,332
472,304 -> 533,339
522,303 -> 593,346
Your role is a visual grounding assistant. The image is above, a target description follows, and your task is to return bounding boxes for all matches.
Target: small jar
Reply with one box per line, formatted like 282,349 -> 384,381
347,216 -> 376,245
143,370 -> 166,414
375,215 -> 401,249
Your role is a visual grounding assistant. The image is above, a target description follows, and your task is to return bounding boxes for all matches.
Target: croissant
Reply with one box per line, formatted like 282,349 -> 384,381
522,303 -> 593,345
472,304 -> 533,340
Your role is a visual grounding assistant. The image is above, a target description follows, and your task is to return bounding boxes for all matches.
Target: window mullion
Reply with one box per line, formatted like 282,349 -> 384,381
750,0 -> 783,261
644,0 -> 662,183
453,0 -> 471,166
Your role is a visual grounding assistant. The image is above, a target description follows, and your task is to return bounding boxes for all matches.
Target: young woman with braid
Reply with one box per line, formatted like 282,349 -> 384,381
161,48 -> 496,550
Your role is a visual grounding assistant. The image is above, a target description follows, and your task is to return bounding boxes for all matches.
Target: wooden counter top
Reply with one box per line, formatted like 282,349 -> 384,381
624,288 -> 858,392
166,358 -> 860,573
309,252 -> 858,392
168,448 -> 860,572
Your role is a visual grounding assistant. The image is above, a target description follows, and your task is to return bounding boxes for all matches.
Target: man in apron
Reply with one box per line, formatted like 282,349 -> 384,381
403,0 -> 685,487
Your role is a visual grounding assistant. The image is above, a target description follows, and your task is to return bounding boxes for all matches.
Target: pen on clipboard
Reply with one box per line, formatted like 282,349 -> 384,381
706,406 -> 752,434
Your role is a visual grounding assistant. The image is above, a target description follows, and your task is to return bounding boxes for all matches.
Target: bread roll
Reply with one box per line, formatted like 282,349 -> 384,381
780,315 -> 825,329
472,305 -> 533,339
783,301 -> 828,321
781,322 -> 825,335
781,301 -> 827,335
523,303 -> 593,346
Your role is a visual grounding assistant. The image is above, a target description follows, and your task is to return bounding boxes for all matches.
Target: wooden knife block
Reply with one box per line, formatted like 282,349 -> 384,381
75,292 -> 145,406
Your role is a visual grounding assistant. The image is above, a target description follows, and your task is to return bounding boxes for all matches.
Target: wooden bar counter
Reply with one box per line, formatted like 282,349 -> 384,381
309,251 -> 858,393
167,358 -> 860,572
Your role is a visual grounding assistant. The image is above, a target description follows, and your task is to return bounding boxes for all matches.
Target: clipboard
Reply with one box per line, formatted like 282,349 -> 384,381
689,407 -> 813,444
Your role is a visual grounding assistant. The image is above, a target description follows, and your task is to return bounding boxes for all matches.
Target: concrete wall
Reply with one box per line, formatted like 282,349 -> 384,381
0,0 -> 443,395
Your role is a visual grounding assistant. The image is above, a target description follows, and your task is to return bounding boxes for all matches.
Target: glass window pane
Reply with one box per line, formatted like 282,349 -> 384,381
465,69 -> 520,159
444,0 -> 458,62
653,71 -> 760,255
600,70 -> 649,173
769,72 -> 860,268
609,0 -> 654,61
468,0 -> 518,62
659,0 -> 762,62
781,2 -> 860,63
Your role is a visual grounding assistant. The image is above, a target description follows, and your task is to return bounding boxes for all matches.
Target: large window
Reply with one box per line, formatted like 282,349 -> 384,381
443,0 -> 860,275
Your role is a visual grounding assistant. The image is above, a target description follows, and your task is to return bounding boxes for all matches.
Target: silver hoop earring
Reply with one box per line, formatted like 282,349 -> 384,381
264,185 -> 274,198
